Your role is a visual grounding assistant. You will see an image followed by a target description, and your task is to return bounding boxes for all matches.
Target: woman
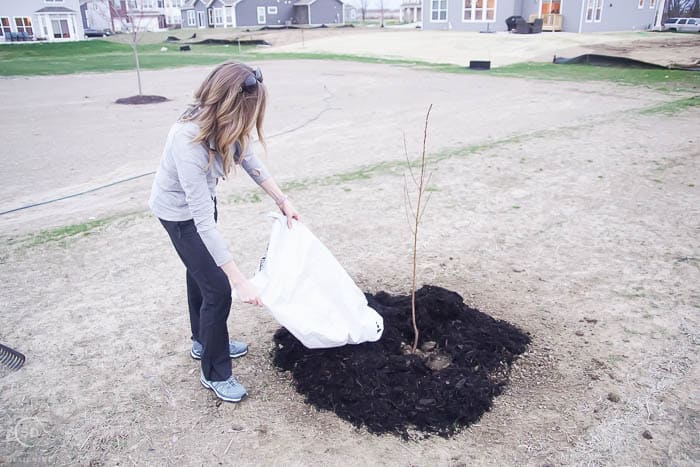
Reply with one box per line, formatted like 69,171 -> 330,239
149,62 -> 299,403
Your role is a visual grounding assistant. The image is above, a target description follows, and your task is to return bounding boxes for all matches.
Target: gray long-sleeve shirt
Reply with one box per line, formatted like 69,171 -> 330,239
149,120 -> 271,266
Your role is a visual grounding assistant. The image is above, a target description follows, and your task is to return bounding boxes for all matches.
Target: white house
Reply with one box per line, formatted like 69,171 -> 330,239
163,0 -> 184,27
80,0 -> 112,30
124,0 -> 166,31
0,0 -> 85,41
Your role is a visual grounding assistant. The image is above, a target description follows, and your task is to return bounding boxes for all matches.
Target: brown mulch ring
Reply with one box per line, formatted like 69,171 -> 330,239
115,95 -> 169,105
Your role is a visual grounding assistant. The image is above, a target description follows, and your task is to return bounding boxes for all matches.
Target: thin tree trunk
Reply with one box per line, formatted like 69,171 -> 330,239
410,104 -> 432,353
130,41 -> 142,96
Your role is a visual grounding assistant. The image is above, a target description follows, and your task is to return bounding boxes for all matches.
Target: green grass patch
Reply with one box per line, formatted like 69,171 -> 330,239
3,40 -> 699,92
0,40 -> 256,76
227,192 -> 263,204
0,40 -> 127,59
488,62 -> 700,91
26,217 -> 111,246
276,133 -> 535,196
639,96 -> 700,114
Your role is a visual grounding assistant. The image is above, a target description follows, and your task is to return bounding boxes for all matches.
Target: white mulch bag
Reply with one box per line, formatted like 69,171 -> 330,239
237,213 -> 384,349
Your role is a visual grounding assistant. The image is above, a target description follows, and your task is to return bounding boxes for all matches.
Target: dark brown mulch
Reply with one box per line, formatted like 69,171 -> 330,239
272,285 -> 531,439
115,95 -> 169,105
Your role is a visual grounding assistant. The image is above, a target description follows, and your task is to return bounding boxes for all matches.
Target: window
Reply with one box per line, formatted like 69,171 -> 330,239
638,0 -> 644,8
431,0 -> 447,21
14,17 -> 33,37
208,8 -> 213,24
649,0 -> 656,7
463,0 -> 495,21
586,0 -> 593,21
142,0 -> 156,8
541,0 -> 560,15
187,9 -> 195,25
226,6 -> 233,23
257,6 -> 266,24
677,18 -> 687,24
267,6 -> 278,14
44,0 -> 64,3
586,0 -> 602,22
0,17 -> 11,38
213,7 -> 223,24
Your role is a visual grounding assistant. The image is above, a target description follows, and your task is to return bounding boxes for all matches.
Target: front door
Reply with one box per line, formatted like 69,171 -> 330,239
51,18 -> 70,39
197,11 -> 205,28
257,6 -> 266,24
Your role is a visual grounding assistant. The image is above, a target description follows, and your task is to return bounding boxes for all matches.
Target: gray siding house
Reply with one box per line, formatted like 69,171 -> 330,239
0,0 -> 85,41
423,0 -> 660,32
181,0 -> 343,28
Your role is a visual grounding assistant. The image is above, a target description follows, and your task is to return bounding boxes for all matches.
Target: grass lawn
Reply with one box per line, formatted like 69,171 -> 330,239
1,40 -> 699,92
0,40 -> 252,75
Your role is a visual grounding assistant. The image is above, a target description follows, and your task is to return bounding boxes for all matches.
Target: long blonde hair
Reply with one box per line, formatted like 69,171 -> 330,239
182,61 -> 266,175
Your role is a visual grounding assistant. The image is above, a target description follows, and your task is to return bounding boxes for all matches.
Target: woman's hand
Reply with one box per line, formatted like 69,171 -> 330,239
232,278 -> 263,307
279,198 -> 300,229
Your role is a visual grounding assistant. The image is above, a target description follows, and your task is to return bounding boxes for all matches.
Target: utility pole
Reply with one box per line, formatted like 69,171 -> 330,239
380,0 -> 384,27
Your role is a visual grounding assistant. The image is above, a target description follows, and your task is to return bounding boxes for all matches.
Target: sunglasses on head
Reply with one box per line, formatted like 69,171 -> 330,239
241,68 -> 263,93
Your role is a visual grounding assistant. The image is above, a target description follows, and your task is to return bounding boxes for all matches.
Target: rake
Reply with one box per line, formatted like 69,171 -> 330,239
0,343 -> 26,371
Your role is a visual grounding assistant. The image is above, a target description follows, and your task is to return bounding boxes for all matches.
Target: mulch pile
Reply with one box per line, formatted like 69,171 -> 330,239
115,95 -> 169,105
273,285 -> 531,438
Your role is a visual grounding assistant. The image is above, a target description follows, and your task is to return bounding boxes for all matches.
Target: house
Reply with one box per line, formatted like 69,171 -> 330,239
400,0 -> 421,23
109,0 -> 130,32
80,0 -> 112,30
343,3 -> 357,21
181,0 -> 345,28
163,0 -> 184,27
123,0 -> 166,31
363,8 -> 400,20
422,0 -> 661,32
0,0 -> 85,41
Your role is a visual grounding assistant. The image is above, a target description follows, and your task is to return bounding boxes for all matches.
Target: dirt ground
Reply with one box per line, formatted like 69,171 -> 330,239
1,49 -> 699,464
262,28 -> 700,68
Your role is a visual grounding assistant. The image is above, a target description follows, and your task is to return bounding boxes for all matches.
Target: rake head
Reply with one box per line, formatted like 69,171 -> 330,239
0,343 -> 26,371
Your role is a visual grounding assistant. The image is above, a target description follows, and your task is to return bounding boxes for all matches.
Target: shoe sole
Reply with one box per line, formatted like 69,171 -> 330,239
199,375 -> 246,403
190,348 -> 248,360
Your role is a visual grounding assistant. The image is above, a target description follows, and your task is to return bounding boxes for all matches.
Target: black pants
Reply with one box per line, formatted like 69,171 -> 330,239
160,215 -> 232,382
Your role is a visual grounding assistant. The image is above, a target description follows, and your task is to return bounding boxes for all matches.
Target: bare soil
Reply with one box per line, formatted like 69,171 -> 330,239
0,53 -> 698,464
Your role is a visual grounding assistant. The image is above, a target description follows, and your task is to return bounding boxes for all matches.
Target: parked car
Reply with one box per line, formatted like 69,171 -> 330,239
663,17 -> 700,32
84,28 -> 112,38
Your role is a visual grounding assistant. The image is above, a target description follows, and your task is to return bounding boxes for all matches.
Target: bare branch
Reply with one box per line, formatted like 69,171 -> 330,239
417,191 -> 433,225
403,173 -> 415,219
403,132 -> 418,187
403,178 -> 416,236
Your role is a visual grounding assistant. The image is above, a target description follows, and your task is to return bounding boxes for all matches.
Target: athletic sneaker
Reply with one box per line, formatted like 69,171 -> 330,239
200,372 -> 247,403
190,339 -> 248,360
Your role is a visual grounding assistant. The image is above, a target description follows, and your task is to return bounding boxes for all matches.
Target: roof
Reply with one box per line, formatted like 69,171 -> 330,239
293,0 -> 316,5
183,0 -> 234,7
35,6 -> 77,13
